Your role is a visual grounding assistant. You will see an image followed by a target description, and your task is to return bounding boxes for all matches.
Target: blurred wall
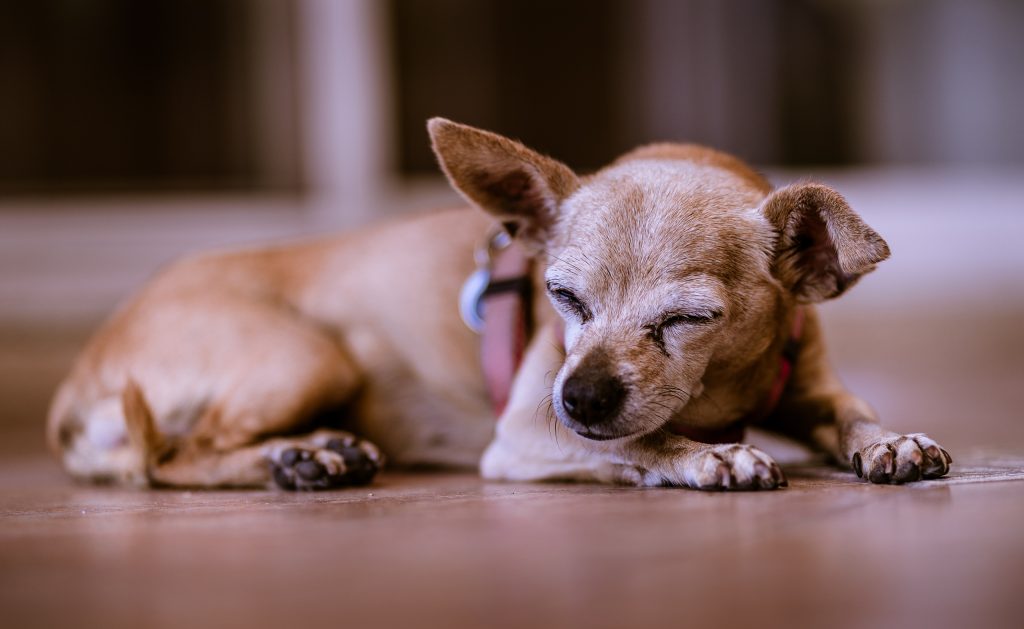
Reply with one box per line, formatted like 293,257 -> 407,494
0,0 -> 1022,325
855,0 -> 1024,164
390,0 -> 1024,172
0,0 -> 303,195
4,0 -> 1023,197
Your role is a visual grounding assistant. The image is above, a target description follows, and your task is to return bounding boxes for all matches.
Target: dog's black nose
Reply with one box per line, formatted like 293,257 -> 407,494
561,367 -> 626,428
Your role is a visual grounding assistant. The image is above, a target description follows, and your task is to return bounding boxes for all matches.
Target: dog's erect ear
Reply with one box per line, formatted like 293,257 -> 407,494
762,183 -> 891,303
428,118 -> 579,251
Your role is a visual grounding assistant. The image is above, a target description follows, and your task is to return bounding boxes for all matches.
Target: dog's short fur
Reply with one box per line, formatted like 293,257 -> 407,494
47,119 -> 951,490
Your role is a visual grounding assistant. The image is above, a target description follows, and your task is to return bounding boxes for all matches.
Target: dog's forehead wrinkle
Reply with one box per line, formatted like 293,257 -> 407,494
545,250 -> 589,282
550,158 -> 778,319
564,164 -> 767,250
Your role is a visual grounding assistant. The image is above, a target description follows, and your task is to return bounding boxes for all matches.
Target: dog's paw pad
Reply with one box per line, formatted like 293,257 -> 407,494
269,439 -> 382,491
324,438 -> 381,486
689,444 -> 787,491
851,433 -> 951,484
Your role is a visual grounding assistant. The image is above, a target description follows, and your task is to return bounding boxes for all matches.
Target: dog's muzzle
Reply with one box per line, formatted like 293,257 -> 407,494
559,350 -> 627,434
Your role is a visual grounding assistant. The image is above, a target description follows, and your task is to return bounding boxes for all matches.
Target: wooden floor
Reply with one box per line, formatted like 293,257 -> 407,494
2,310 -> 1023,629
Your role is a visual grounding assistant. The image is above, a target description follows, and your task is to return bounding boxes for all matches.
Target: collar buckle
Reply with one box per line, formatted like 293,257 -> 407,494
459,230 -> 514,333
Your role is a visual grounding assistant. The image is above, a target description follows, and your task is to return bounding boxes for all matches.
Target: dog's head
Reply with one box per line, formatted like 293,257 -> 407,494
429,119 -> 889,441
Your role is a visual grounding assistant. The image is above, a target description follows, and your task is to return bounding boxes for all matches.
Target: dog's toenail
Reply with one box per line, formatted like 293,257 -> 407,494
880,450 -> 894,473
770,464 -> 787,487
770,466 -> 780,481
715,462 -> 732,488
295,460 -> 324,480
868,464 -> 890,484
905,464 -> 921,482
852,453 -> 863,478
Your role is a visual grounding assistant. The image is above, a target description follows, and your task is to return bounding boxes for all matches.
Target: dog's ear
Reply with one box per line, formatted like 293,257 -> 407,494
762,183 -> 890,303
428,118 -> 579,251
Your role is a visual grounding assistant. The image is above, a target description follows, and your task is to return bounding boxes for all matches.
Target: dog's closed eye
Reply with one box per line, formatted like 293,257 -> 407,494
646,311 -> 722,353
546,283 -> 592,322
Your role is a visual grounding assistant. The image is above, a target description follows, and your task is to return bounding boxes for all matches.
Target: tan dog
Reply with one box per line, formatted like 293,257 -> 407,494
47,118 -> 952,490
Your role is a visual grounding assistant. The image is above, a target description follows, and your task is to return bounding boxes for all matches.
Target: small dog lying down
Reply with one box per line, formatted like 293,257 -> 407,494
47,119 -> 952,490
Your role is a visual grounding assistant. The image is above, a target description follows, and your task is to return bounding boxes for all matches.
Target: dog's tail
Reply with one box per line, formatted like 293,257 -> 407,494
122,378 -> 170,484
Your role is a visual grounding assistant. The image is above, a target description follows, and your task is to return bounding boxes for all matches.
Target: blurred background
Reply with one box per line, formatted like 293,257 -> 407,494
1,0 -> 1023,458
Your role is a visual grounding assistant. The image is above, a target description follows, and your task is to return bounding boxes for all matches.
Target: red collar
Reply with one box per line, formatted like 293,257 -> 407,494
465,238 -> 805,442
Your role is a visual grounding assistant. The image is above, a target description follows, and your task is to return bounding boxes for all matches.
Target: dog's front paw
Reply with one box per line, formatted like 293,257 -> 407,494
268,436 -> 382,490
673,444 -> 787,491
851,433 -> 951,484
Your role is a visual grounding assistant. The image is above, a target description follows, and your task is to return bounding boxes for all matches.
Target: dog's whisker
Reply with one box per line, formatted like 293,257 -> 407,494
528,391 -> 563,452
533,393 -> 553,426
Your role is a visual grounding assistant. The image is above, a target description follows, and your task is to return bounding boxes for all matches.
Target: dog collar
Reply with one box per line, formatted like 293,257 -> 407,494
460,230 -> 533,415
758,306 -> 806,419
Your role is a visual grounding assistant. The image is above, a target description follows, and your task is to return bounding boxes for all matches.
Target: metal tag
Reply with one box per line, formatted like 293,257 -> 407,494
458,267 -> 490,333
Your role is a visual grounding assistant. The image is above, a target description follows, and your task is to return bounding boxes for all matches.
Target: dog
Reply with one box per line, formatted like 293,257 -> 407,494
47,118 -> 952,490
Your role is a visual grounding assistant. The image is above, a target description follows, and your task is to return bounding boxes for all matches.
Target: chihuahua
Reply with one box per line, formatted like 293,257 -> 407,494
47,118 -> 951,490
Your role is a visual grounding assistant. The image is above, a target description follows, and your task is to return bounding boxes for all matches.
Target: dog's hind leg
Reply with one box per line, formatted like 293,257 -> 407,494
145,430 -> 383,490
125,382 -> 382,489
114,307 -> 385,489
